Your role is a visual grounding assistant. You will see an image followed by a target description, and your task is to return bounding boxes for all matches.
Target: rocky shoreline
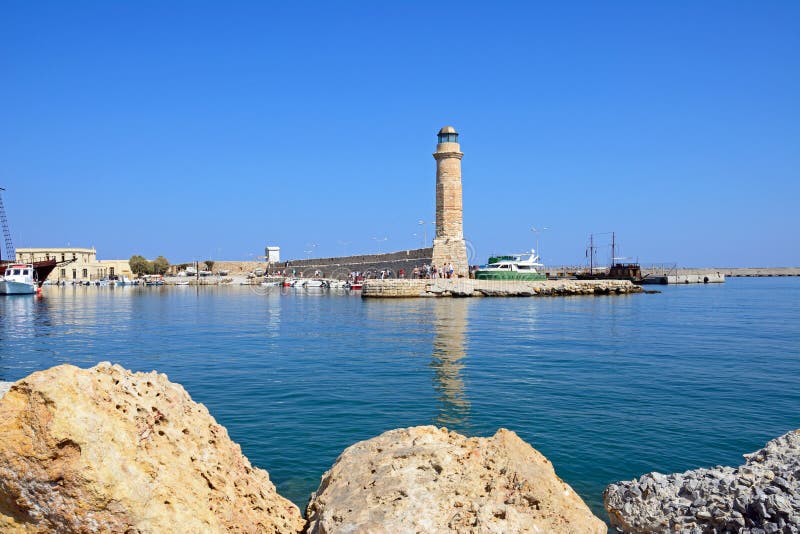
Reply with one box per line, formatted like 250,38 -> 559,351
605,431 -> 800,533
1,365 -> 798,533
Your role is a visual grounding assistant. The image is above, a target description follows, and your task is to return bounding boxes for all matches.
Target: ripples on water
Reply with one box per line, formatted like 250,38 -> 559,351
1,278 -> 798,516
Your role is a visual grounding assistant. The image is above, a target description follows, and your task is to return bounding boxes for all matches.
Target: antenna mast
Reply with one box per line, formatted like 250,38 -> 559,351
0,187 -> 15,262
611,231 -> 616,267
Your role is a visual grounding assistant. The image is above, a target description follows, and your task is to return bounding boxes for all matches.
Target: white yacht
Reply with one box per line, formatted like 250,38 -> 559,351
1,264 -> 37,294
473,250 -> 547,281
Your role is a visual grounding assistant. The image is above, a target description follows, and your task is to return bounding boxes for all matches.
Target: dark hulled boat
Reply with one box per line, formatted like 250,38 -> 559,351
0,258 -> 62,287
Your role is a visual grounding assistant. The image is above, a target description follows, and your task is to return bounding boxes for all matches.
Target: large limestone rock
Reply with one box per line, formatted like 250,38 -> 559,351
604,429 -> 800,533
306,426 -> 605,533
0,363 -> 304,533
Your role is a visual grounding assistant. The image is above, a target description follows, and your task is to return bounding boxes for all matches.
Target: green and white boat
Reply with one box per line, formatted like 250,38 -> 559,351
474,250 -> 546,281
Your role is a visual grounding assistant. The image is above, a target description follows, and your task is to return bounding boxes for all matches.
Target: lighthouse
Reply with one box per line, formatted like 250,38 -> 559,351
431,126 -> 469,277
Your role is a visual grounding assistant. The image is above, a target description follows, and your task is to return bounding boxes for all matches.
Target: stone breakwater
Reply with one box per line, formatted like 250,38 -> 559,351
0,364 -> 605,533
604,430 -> 800,533
362,278 -> 643,298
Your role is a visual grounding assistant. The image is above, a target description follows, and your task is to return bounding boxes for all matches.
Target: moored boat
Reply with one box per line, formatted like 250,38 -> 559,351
473,250 -> 546,281
0,264 -> 37,294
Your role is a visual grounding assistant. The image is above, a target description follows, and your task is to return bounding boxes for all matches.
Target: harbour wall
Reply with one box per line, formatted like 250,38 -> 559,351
362,279 -> 643,298
546,266 -> 800,278
280,248 -> 433,279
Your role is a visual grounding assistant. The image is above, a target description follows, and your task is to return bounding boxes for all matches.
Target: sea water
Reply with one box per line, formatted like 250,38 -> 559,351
1,278 -> 798,517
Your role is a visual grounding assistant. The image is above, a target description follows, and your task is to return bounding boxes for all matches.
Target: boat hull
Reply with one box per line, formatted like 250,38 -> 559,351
0,280 -> 36,294
474,271 -> 546,281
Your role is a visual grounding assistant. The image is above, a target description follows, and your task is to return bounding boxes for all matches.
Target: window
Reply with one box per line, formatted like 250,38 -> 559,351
13,269 -> 21,275
82,269 -> 88,278
110,267 -> 115,276
72,269 -> 77,279
60,269 -> 66,278
23,270 -> 29,275
61,253 -> 65,262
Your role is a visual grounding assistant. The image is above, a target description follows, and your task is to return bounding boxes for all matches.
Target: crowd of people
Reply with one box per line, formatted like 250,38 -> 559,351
411,263 -> 456,279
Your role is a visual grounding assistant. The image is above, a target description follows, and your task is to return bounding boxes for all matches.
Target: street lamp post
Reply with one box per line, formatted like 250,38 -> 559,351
418,219 -> 434,248
371,236 -> 388,253
337,240 -> 352,257
530,226 -> 549,260
305,243 -> 319,258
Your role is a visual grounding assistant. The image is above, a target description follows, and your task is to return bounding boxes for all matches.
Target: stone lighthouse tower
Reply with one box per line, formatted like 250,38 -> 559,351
431,126 -> 469,277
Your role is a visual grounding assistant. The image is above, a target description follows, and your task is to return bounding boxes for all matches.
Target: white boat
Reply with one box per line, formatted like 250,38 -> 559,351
292,279 -> 325,288
261,281 -> 281,287
115,276 -> 136,286
1,264 -> 37,294
473,250 -> 546,281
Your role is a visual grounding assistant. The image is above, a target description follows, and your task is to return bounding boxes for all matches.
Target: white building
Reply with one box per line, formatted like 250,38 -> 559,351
265,246 -> 280,263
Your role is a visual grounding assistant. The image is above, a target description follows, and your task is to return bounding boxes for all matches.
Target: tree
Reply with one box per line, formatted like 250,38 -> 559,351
129,255 -> 152,275
152,256 -> 170,275
204,260 -> 215,271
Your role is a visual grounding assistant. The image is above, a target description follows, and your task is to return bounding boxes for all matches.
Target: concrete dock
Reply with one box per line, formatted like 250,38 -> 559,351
641,272 -> 726,285
362,279 -> 643,298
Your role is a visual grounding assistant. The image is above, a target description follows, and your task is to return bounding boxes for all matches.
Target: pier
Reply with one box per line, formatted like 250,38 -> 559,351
362,279 -> 642,298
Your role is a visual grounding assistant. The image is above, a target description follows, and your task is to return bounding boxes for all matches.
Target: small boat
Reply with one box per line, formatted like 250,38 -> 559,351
175,281 -> 190,286
346,281 -> 363,290
143,275 -> 165,286
261,281 -> 281,287
293,279 -> 325,288
474,250 -> 546,281
0,264 -> 37,294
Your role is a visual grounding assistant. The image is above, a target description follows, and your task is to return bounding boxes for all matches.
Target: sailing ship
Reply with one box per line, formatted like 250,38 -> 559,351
575,232 -> 642,283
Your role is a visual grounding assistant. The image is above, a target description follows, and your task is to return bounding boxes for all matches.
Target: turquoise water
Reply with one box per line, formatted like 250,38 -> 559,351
1,278 -> 799,518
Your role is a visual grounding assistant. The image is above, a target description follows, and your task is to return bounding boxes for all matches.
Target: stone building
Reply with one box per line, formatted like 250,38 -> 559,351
15,248 -> 133,282
431,126 -> 469,277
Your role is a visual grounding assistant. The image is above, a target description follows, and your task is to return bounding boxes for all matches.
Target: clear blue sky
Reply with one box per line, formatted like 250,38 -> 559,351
1,2 -> 798,266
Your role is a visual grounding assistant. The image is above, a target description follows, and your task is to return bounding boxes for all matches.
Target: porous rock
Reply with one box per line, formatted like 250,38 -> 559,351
604,429 -> 800,533
0,363 -> 304,533
306,425 -> 605,533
